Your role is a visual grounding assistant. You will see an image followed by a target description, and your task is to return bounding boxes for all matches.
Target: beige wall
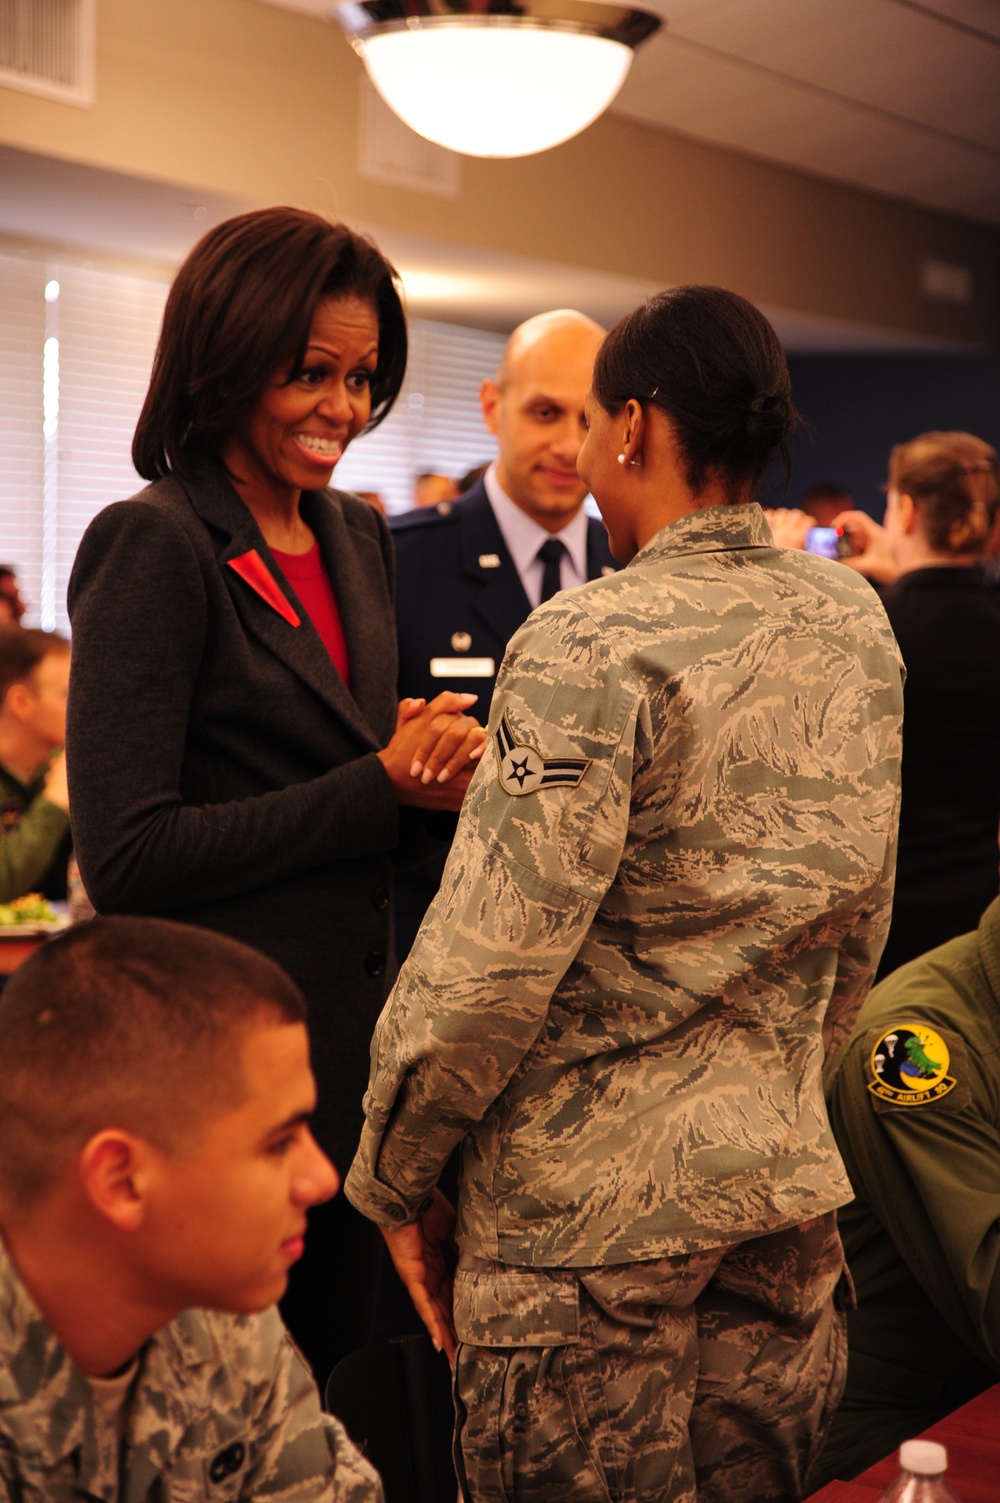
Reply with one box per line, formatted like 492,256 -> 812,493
1,0 -> 997,345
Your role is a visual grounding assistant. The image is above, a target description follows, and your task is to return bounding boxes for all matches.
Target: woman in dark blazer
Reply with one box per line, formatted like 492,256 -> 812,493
66,207 -> 484,1382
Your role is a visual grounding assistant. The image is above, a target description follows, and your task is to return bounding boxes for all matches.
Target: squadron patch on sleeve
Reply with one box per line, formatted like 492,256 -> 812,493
866,1023 -> 957,1106
494,710 -> 590,797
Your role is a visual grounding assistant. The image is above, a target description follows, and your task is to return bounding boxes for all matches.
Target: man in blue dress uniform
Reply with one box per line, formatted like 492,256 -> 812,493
391,308 -> 616,959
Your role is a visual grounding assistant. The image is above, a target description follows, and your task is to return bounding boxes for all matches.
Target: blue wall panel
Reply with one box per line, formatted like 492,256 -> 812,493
760,355 -> 1000,518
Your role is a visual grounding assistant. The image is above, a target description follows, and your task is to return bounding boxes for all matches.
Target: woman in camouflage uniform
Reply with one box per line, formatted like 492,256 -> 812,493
347,286 -> 904,1503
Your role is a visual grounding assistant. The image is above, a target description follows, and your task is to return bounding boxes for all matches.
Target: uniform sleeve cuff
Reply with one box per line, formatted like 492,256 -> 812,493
342,1163 -> 422,1230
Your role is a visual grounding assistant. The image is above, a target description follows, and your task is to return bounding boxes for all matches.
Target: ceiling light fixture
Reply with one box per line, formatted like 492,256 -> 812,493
335,0 -> 662,159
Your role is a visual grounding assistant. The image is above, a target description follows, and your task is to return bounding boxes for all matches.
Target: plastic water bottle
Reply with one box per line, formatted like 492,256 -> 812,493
876,1440 -> 963,1501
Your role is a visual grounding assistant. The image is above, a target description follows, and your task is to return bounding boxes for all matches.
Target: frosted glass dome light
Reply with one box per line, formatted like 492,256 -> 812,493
336,3 -> 661,159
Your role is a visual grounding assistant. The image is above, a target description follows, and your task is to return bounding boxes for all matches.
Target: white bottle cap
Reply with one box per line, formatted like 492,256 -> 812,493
900,1440 -> 948,1475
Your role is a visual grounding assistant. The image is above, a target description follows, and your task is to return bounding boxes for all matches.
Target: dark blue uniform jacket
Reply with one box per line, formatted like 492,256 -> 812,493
390,478 -> 617,956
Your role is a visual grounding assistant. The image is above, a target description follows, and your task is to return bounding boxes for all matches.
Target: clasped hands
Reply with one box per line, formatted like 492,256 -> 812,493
378,691 -> 488,811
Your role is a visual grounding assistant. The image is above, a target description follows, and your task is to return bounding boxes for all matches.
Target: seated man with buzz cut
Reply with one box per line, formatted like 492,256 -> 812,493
0,916 -> 381,1503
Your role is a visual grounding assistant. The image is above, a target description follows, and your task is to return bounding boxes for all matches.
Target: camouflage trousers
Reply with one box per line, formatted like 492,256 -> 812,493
452,1214 -> 847,1503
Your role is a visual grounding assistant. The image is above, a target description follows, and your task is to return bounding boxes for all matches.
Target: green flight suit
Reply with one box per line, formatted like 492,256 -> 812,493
812,897 -> 1000,1487
0,759 -> 70,903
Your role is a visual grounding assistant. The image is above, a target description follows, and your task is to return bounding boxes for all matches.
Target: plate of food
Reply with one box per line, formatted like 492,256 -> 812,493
0,894 -> 72,937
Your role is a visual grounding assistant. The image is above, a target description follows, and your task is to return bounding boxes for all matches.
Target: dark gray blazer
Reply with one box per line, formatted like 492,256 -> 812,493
67,465 -> 425,1169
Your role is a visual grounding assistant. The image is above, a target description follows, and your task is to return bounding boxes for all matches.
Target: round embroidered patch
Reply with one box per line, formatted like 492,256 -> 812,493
867,1023 -> 957,1106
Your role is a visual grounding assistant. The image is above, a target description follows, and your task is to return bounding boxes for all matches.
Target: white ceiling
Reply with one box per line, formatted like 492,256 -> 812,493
615,0 -> 1000,226
2,0 -> 997,351
264,0 -> 1000,225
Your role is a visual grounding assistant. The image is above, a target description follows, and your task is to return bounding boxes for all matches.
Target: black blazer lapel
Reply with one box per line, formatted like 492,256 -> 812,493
181,469 -> 384,753
460,487 -> 532,650
304,490 -> 397,745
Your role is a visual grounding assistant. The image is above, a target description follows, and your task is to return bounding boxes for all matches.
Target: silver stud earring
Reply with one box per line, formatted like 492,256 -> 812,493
617,453 -> 626,465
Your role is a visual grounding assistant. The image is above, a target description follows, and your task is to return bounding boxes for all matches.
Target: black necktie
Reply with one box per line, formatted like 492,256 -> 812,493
537,539 -> 566,602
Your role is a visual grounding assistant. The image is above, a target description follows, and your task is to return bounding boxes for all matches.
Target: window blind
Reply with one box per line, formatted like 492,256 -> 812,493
334,316 -> 503,512
0,251 -> 46,624
49,259 -> 171,632
0,243 -> 506,630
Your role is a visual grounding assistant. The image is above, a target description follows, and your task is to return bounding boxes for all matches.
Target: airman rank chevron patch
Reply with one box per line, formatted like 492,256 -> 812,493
494,710 -> 590,797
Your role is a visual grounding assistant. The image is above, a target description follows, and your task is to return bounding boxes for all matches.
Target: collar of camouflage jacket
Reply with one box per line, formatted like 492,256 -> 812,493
0,1243 -> 216,1490
633,502 -> 773,565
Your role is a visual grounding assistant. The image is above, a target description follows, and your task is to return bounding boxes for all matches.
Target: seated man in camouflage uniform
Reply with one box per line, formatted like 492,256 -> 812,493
0,916 -> 381,1503
346,288 -> 904,1503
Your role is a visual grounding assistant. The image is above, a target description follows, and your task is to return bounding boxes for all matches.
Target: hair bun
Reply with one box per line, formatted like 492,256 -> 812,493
590,285 -> 796,502
888,430 -> 999,558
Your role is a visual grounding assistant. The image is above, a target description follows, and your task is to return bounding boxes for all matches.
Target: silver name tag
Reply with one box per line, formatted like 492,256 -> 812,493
430,657 -> 495,678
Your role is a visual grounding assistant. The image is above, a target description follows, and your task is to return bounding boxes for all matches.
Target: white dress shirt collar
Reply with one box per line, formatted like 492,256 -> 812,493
483,463 -> 590,607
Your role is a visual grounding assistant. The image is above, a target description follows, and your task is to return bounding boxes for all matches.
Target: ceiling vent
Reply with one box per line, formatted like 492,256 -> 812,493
357,75 -> 461,199
920,258 -> 973,308
0,0 -> 95,106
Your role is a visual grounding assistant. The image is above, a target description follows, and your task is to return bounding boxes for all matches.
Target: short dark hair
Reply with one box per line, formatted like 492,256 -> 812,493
0,916 -> 307,1208
592,285 -> 797,502
0,625 -> 70,703
133,207 -> 408,481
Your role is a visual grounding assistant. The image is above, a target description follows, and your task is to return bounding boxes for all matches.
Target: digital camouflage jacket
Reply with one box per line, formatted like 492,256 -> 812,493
0,1242 -> 381,1502
346,504 -> 904,1267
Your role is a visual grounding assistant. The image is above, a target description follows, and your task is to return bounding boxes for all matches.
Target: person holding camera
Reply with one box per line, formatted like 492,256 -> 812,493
836,432 -> 1000,977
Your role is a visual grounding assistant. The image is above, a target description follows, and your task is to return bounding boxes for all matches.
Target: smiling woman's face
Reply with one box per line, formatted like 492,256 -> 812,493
222,295 -> 379,510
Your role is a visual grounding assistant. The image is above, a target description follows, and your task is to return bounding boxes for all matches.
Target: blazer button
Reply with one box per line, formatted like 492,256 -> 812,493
364,949 -> 386,977
371,884 -> 390,911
